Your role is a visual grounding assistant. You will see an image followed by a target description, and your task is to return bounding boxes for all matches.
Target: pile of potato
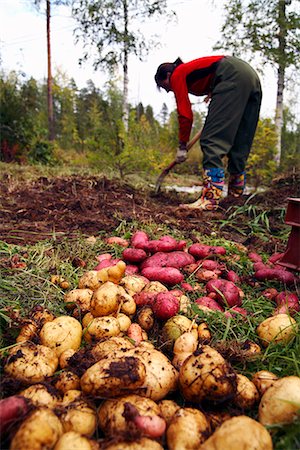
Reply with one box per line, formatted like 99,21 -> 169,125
1,231 -> 300,450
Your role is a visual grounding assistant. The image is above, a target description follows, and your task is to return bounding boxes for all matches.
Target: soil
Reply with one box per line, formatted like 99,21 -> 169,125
0,171 -> 299,253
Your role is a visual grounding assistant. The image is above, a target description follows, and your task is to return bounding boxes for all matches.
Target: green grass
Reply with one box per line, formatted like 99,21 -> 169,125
0,217 -> 299,448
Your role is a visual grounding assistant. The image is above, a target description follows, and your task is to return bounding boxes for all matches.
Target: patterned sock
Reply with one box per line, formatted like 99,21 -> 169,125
228,172 -> 246,196
204,168 -> 225,190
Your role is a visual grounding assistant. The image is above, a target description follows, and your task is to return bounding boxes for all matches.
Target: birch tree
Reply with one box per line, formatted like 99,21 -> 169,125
71,0 -> 174,130
214,0 -> 300,166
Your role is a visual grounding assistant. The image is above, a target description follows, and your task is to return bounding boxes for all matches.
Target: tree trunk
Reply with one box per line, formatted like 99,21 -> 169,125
274,65 -> 284,166
47,0 -> 55,141
122,0 -> 129,131
274,0 -> 287,166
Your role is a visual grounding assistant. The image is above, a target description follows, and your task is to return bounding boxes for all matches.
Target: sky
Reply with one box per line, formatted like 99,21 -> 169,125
0,0 -> 297,121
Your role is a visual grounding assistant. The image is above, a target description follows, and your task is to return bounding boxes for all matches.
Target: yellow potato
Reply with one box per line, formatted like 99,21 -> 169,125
259,375 -> 300,425
179,344 -> 236,403
54,431 -> 98,450
10,407 -> 63,450
102,438 -> 164,450
126,347 -> 178,401
20,383 -> 61,408
251,370 -> 278,396
199,415 -> 273,450
64,288 -> 93,312
83,316 -> 121,343
4,343 -> 58,383
40,316 -> 82,357
60,400 -> 97,437
167,407 -> 210,450
257,314 -> 297,346
233,373 -> 260,409
157,399 -> 180,425
54,371 -> 81,393
120,275 -> 149,295
80,354 -> 146,397
90,282 -> 122,317
91,336 -> 134,360
98,394 -> 161,436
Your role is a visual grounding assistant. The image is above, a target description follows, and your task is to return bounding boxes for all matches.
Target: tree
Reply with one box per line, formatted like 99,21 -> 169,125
214,0 -> 300,166
71,0 -> 175,129
33,0 -> 70,141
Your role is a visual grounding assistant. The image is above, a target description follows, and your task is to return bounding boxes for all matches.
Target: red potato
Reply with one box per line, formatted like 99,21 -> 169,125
125,265 -> 140,275
206,279 -> 242,307
262,288 -> 278,300
134,291 -> 158,306
141,267 -> 184,286
195,296 -> 224,312
268,253 -> 284,265
105,236 -> 129,247
94,258 -> 121,271
123,402 -> 166,438
274,292 -> 300,314
141,251 -> 195,270
248,252 -> 263,263
255,268 -> 298,285
224,306 -> 248,317
180,282 -> 195,291
151,292 -> 180,320
196,269 -> 219,282
188,243 -> 226,259
97,253 -> 112,262
122,248 -> 148,264
131,231 -> 150,249
200,260 -> 221,271
226,270 -> 241,283
127,323 -> 144,346
253,262 -> 270,272
146,236 -> 185,254
0,395 -> 29,434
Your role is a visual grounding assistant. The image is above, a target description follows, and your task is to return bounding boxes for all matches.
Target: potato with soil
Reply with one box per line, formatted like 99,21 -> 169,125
20,383 -> 61,408
40,316 -> 82,357
199,415 -> 273,450
80,354 -> 146,397
83,316 -> 121,343
54,431 -> 99,450
90,282 -> 123,317
256,314 -> 298,346
160,315 -> 194,352
233,374 -> 260,409
54,371 -> 81,394
98,394 -> 161,437
251,370 -> 278,396
179,345 -> 237,403
10,407 -> 63,450
167,407 -> 210,450
64,288 -> 93,313
259,375 -> 300,426
4,342 -> 58,384
126,347 -> 178,401
102,438 -> 164,450
91,336 -> 135,360
120,274 -> 149,296
60,399 -> 97,437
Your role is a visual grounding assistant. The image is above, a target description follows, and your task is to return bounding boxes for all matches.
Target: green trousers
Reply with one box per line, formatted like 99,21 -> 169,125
200,56 -> 262,174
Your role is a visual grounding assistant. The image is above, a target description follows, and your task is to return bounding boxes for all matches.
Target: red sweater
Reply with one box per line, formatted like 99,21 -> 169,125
170,55 -> 224,143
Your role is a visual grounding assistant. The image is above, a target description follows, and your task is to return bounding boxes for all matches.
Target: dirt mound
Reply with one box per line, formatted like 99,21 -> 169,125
0,172 -> 299,251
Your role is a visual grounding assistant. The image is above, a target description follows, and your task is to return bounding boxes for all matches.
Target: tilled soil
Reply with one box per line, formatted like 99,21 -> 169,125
0,171 -> 299,253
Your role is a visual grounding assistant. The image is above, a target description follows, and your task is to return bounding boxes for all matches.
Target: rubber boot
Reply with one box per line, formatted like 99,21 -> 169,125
228,172 -> 246,197
181,168 -> 225,211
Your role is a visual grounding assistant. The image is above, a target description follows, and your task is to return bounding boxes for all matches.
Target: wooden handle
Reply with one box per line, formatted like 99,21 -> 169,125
187,129 -> 202,151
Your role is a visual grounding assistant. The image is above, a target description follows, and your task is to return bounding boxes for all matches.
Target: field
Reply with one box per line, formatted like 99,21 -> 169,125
0,165 -> 299,450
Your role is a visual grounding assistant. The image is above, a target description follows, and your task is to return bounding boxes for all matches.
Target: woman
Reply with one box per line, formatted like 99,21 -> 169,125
155,55 -> 262,210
